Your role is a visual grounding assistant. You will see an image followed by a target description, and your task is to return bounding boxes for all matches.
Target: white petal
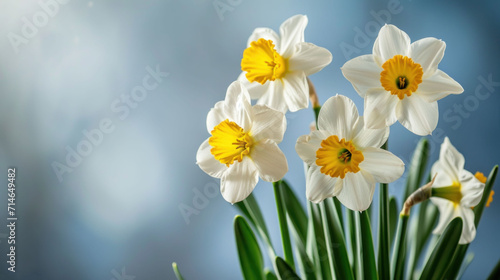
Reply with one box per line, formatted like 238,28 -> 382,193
257,81 -> 288,113
246,27 -> 280,51
279,14 -> 308,57
359,147 -> 404,183
318,95 -> 359,139
431,197 -> 456,234
351,117 -> 389,149
431,160 -> 456,188
196,139 -> 228,178
224,81 -> 254,131
417,70 -> 464,102
437,137 -> 465,181
283,72 -> 309,112
206,101 -> 226,133
459,169 -> 485,208
373,24 -> 411,64
238,71 -> 272,99
306,165 -> 341,203
251,105 -> 286,143
341,54 -> 382,98
288,42 -> 332,76
295,130 -> 331,166
251,140 -> 288,182
456,207 -> 476,244
220,157 -> 259,204
336,170 -> 375,211
363,88 -> 398,129
396,94 -> 438,136
409,37 -> 445,78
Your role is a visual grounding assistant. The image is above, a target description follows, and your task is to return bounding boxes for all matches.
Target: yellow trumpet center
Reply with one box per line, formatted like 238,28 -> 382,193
432,181 -> 462,206
315,135 -> 364,179
241,38 -> 288,85
209,119 -> 253,167
380,55 -> 423,100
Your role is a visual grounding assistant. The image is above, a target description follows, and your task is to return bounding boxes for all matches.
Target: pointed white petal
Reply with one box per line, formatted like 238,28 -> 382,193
359,147 -> 404,183
251,140 -> 288,182
283,72 -> 309,112
337,170 -> 375,211
409,37 -> 446,78
431,197 -> 456,234
257,81 -> 288,113
437,137 -> 465,181
341,54 -> 382,97
396,94 -> 438,136
295,130 -> 331,166
351,117 -> 389,149
279,14 -> 308,57
196,139 -> 228,178
456,207 -> 476,244
373,24 -> 411,64
206,101 -> 226,133
417,70 -> 464,102
318,95 -> 359,139
306,165 -> 341,203
238,71 -> 272,99
364,88 -> 398,129
288,42 -> 332,76
459,169 -> 485,208
220,157 -> 259,204
251,105 -> 286,143
246,27 -> 280,51
224,81 -> 254,131
431,160 -> 456,188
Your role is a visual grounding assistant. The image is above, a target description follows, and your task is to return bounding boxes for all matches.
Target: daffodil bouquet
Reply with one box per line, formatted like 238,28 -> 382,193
173,15 -> 498,280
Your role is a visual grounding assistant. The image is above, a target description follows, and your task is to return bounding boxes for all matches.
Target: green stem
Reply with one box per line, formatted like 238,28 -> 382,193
391,214 -> 409,280
378,141 -> 390,280
273,180 -> 295,270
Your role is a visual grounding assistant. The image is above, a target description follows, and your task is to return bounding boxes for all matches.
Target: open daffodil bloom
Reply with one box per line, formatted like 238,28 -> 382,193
295,95 -> 404,211
341,24 -> 464,135
238,14 -> 332,113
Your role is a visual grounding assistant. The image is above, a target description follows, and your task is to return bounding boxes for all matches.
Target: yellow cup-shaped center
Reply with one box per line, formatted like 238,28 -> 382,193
316,135 -> 364,179
241,38 -> 288,85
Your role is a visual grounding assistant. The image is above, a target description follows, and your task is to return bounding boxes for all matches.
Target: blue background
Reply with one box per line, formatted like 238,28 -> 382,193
0,0 -> 499,279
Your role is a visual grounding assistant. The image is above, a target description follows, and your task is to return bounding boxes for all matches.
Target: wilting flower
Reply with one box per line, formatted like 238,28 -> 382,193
239,14 -> 332,113
430,137 -> 485,244
341,24 -> 463,136
196,81 -> 288,204
295,95 -> 404,211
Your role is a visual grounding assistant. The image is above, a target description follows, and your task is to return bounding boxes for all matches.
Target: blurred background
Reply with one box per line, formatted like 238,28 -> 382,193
0,0 -> 499,279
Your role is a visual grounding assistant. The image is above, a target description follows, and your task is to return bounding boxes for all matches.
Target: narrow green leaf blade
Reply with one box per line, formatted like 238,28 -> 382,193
274,181 -> 295,270
275,256 -> 301,280
487,258 -> 500,280
281,180 -> 308,244
347,209 -> 358,279
403,138 -> 429,200
307,202 -> 330,280
264,269 -> 278,280
391,214 -> 409,280
172,262 -> 185,280
234,215 -> 265,280
419,217 -> 463,280
357,211 -> 378,280
388,196 -> 398,246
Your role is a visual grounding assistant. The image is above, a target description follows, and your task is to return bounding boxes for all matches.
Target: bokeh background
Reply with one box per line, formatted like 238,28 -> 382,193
0,0 -> 499,279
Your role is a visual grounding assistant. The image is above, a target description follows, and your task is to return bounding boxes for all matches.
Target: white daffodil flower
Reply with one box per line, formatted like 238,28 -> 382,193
238,14 -> 332,113
295,95 -> 404,211
341,24 -> 464,136
430,137 -> 485,244
196,81 -> 288,204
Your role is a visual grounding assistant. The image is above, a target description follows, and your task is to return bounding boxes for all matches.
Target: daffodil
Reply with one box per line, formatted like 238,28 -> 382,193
196,81 -> 288,204
430,137 -> 485,244
295,95 -> 404,211
341,24 -> 464,136
238,14 -> 332,113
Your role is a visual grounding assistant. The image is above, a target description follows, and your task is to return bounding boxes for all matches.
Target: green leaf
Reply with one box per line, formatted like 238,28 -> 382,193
419,217 -> 463,280
307,202 -> 330,280
320,199 -> 354,280
281,180 -> 308,244
291,228 -> 317,280
347,210 -> 358,279
378,182 -> 390,280
457,252 -> 474,279
172,262 -> 185,280
235,193 -> 275,258
264,269 -> 278,280
487,258 -> 500,280
403,138 -> 429,200
356,211 -> 378,280
275,257 -> 301,280
388,196 -> 398,246
391,214 -> 409,280
234,215 -> 265,280
273,181 -> 295,270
